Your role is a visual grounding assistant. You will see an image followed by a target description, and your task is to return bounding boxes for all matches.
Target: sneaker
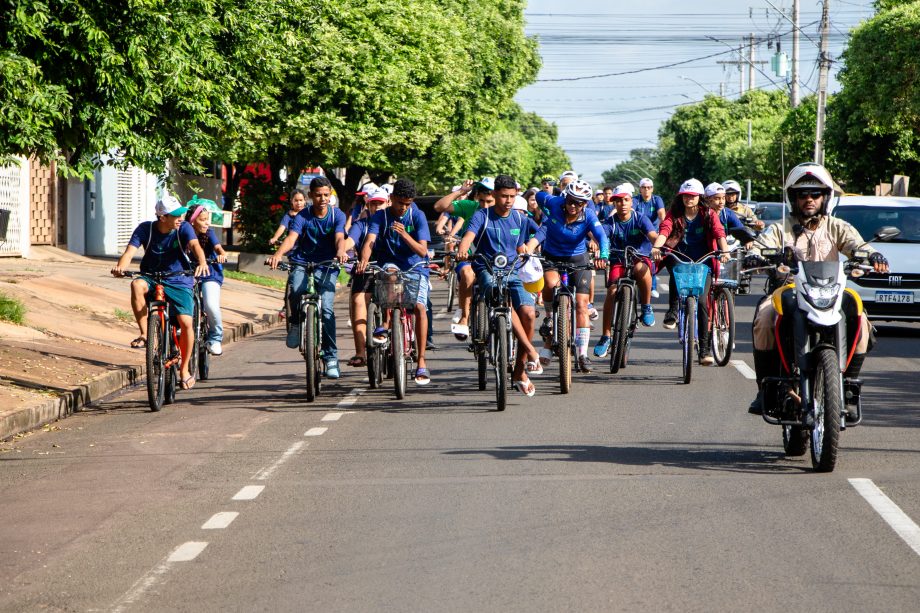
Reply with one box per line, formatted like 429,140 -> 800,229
426,340 -> 437,351
662,309 -> 677,330
207,341 -> 223,356
286,326 -> 301,348
325,358 -> 340,379
588,303 -> 599,321
577,356 -> 593,373
641,305 -> 655,327
651,289 -> 660,299
749,392 -> 764,415
539,316 -> 553,340
593,335 -> 611,358
699,349 -> 714,366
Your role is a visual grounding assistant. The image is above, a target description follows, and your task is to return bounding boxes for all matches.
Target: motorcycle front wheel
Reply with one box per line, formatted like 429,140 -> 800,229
810,347 -> 842,472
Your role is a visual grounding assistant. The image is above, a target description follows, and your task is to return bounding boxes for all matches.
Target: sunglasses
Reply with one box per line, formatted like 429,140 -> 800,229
795,190 -> 825,199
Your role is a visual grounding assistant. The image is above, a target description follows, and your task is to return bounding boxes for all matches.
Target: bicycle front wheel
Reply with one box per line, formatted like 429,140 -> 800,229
145,313 -> 165,412
304,304 -> 317,402
446,269 -> 457,312
711,287 -> 735,367
366,302 -> 381,389
557,296 -> 572,394
610,285 -> 633,374
682,297 -> 696,384
392,311 -> 407,399
494,315 -> 508,411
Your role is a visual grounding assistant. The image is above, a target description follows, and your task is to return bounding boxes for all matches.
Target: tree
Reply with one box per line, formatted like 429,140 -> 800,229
602,148 -> 660,188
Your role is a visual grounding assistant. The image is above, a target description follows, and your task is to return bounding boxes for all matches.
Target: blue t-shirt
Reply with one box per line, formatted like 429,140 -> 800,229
680,214 -> 708,260
368,206 -> 431,276
717,208 -> 744,232
534,191 -> 609,258
465,208 -> 530,273
279,212 -> 295,230
634,194 -> 665,227
595,203 -> 613,223
601,213 -> 657,260
197,228 -> 224,285
288,206 -> 346,264
129,221 -> 198,288
348,218 -> 371,252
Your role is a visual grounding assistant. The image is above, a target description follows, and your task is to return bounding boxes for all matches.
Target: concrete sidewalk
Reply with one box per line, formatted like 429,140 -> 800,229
0,247 -> 284,441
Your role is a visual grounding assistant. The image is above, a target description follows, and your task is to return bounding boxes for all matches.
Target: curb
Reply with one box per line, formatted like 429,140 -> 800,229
1,313 -> 282,442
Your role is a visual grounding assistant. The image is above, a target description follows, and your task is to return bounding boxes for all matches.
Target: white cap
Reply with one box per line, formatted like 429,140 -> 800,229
639,178 -> 654,188
612,182 -> 634,198
513,195 -> 528,211
678,178 -> 705,196
380,183 -> 393,195
704,182 -> 725,198
476,177 -> 495,191
559,170 -> 578,182
594,189 -> 604,196
155,194 -> 186,217
366,187 -> 389,203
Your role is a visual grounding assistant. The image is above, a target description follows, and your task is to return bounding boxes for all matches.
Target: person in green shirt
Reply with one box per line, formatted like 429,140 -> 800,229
434,177 -> 495,339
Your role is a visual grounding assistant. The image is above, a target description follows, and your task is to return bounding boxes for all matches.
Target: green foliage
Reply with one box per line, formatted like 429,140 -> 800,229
223,270 -> 286,290
0,292 -> 26,324
235,173 -> 286,253
602,148 -> 660,188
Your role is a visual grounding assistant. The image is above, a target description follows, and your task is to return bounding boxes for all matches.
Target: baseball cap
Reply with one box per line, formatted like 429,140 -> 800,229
594,189 -> 604,196
380,183 -> 393,195
722,180 -> 742,193
155,194 -> 187,217
639,178 -> 654,188
513,195 -> 528,211
678,179 -> 705,196
366,187 -> 388,203
559,170 -> 578,182
475,177 -> 495,191
612,183 -> 634,198
704,182 -> 725,198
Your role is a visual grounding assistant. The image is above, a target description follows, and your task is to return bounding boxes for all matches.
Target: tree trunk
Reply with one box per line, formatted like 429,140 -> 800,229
328,165 -> 366,216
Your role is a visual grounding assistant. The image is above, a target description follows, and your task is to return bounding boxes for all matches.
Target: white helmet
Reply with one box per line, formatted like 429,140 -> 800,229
722,179 -> 742,194
563,179 -> 593,202
784,162 -> 835,213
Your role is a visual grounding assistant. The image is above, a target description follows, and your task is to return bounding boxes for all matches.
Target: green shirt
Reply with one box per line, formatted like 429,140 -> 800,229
453,199 -> 482,233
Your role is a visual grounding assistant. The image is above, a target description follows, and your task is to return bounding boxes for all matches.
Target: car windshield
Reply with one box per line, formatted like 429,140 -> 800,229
755,203 -> 786,222
833,205 -> 920,244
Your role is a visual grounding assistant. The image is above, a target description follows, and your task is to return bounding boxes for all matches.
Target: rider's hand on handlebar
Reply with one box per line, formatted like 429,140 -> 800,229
194,262 -> 210,278
266,254 -> 283,270
594,257 -> 608,270
335,250 -> 348,264
869,251 -> 890,273
111,265 -> 125,278
356,259 -> 369,275
215,254 -> 228,264
651,246 -> 663,261
719,251 -> 730,264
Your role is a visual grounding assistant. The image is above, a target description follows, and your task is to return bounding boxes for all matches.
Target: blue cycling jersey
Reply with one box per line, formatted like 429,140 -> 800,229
368,206 -> 431,276
288,206 -> 346,264
465,208 -> 530,273
534,191 -> 609,258
601,213 -> 656,260
717,208 -> 744,232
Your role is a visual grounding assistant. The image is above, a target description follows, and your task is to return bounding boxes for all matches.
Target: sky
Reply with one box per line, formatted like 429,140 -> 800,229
515,0 -> 878,186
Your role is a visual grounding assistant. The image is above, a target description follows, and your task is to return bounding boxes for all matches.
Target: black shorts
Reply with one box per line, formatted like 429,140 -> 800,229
544,253 -> 593,295
350,272 -> 373,295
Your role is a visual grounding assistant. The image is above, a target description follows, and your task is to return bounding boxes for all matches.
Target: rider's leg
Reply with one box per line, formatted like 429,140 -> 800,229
750,297 -> 781,414
601,285 -> 616,337
414,282 -> 429,370
201,280 -> 223,346
697,274 -> 713,364
315,268 -> 338,361
574,290 -> 591,359
662,257 -> 678,328
509,280 -> 539,366
177,313 -> 195,382
130,278 -> 150,337
350,287 -> 368,360
286,266 -> 308,348
457,264 -> 475,326
635,261 -> 652,304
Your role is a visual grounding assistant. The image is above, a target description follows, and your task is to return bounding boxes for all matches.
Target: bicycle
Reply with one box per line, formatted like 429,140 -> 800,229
662,249 -> 722,384
120,270 -> 193,411
709,251 -> 739,367
365,260 -> 430,399
540,259 -> 596,394
606,246 -> 644,374
470,253 -> 528,411
267,259 -> 342,402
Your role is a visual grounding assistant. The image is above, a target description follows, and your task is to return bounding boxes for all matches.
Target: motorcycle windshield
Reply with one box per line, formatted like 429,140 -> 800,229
800,260 -> 841,287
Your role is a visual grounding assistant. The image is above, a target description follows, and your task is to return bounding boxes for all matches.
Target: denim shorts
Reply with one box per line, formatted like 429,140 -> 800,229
403,272 -> 429,307
475,270 -> 535,310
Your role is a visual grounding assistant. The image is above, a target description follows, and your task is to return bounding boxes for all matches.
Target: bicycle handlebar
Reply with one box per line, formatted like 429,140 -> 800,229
266,259 -> 349,272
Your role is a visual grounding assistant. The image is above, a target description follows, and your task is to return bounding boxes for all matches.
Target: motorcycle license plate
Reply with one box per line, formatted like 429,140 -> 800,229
875,291 -> 914,304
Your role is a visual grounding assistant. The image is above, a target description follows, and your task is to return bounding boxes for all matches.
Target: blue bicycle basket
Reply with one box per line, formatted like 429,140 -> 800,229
673,263 -> 710,297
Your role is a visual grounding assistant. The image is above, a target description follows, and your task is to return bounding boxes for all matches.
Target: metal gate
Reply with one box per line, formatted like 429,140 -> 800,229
0,158 -> 29,256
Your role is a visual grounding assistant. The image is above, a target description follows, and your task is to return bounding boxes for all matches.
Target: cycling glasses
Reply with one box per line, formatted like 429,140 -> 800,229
795,190 -> 825,199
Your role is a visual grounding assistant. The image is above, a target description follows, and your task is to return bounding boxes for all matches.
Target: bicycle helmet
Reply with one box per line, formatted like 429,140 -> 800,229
784,162 -> 834,214
563,179 -> 593,202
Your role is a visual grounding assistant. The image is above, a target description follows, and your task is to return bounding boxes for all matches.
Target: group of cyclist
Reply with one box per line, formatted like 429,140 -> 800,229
111,161 -> 891,411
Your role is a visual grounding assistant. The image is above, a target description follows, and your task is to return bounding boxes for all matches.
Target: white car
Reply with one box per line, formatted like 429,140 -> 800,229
829,195 -> 920,322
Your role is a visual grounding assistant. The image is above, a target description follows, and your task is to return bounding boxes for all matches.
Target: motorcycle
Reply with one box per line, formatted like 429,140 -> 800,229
754,226 -> 900,472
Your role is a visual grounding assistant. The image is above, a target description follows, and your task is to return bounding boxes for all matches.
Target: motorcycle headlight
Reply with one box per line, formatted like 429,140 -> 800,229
493,254 -> 508,269
803,283 -> 840,309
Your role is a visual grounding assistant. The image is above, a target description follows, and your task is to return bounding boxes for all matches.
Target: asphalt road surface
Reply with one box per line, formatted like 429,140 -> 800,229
3,280 -> 920,612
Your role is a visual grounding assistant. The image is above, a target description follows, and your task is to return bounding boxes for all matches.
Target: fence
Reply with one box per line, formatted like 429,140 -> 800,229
0,158 -> 30,257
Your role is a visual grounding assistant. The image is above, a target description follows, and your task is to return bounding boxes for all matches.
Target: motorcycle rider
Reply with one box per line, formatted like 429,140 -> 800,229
746,162 -> 889,415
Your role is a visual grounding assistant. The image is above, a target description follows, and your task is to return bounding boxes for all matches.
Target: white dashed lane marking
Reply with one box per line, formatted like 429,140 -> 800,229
322,412 -> 344,422
167,541 -> 209,562
850,478 -> 920,557
202,512 -> 239,530
254,441 -> 307,481
730,359 -> 757,380
232,485 -> 265,501
305,427 -> 328,437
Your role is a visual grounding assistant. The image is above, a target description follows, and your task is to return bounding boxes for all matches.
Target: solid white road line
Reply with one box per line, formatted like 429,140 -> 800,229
322,412 -> 344,422
254,441 -> 306,481
305,427 -> 328,437
730,359 -> 757,380
232,485 -> 265,501
850,478 -> 920,557
167,541 -> 209,562
201,512 -> 239,530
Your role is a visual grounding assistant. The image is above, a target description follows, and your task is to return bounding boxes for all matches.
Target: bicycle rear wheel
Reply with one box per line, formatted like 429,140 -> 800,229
446,269 -> 457,312
682,297 -> 696,384
711,287 -> 735,367
145,313 -> 165,412
557,296 -> 572,394
366,302 -> 382,389
392,311 -> 407,399
164,327 -> 177,405
494,315 -> 508,411
610,285 -> 633,374
304,304 -> 317,402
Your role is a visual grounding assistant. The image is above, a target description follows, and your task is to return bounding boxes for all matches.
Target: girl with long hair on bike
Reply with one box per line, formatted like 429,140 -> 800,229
185,197 -> 228,356
269,188 -> 308,247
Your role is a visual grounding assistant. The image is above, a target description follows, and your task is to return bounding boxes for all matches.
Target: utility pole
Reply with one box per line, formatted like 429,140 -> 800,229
748,33 -> 757,91
814,0 -> 831,164
791,0 -> 800,107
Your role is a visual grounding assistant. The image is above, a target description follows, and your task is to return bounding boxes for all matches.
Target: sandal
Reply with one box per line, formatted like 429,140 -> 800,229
414,367 -> 431,386
347,355 -> 367,367
525,360 -> 543,376
451,323 -> 469,341
130,336 -> 147,349
181,376 -> 196,390
514,380 -> 536,397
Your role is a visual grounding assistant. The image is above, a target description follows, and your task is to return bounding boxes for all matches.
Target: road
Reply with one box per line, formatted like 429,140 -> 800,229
3,282 -> 920,612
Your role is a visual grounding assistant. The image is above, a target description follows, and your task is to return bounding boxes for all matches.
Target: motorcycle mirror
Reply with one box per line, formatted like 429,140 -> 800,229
729,227 -> 757,243
754,206 -> 766,216
874,226 -> 901,242
777,264 -> 791,275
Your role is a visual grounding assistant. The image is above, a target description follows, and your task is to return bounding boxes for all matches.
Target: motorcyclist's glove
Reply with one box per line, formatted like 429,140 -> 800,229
868,252 -> 888,266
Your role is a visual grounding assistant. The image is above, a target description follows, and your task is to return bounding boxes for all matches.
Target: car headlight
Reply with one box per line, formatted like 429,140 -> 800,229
803,283 -> 840,309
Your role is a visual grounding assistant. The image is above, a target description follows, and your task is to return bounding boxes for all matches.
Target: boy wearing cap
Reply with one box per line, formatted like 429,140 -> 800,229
634,178 -> 666,298
434,178 -> 496,339
723,180 -> 764,231
111,195 -> 211,389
